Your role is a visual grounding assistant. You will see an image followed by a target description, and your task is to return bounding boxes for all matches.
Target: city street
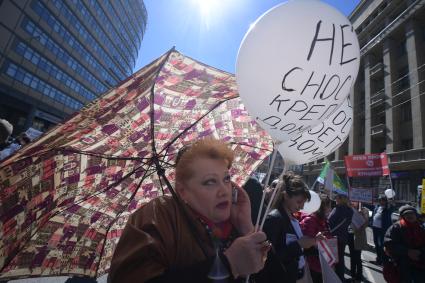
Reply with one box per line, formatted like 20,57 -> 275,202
341,227 -> 384,282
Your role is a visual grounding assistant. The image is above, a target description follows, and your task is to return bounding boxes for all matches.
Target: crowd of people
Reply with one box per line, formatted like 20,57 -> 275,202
106,138 -> 425,283
0,131 -> 423,282
0,118 -> 32,162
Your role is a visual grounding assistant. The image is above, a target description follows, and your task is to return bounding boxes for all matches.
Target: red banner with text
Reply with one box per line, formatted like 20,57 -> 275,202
344,153 -> 390,177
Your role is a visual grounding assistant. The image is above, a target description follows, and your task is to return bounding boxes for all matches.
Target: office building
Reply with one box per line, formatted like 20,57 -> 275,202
0,0 -> 147,133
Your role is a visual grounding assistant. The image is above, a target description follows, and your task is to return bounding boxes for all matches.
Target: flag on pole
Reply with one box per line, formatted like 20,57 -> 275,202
316,161 -> 348,196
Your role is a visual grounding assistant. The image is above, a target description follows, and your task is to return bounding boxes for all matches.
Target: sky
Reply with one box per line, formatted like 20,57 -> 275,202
134,0 -> 361,74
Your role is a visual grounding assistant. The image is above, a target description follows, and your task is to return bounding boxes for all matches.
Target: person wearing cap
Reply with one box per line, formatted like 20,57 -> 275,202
371,194 -> 394,265
384,205 -> 425,282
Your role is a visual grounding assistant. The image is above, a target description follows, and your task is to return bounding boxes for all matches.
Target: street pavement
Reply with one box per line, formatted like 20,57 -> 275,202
9,228 -> 384,283
342,228 -> 385,282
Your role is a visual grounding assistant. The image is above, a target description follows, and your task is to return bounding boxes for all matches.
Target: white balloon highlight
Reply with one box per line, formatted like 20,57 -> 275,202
236,0 -> 360,142
301,190 -> 321,214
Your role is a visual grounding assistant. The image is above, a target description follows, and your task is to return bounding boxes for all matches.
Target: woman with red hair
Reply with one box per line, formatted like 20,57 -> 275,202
108,138 -> 269,282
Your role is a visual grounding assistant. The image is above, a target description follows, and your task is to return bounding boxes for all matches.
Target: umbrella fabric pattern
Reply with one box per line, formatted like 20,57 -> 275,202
0,49 -> 273,280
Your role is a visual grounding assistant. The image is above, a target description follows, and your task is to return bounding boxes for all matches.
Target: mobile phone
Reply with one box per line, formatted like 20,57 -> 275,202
232,187 -> 238,204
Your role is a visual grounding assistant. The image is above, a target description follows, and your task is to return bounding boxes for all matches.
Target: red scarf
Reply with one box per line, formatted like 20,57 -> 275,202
400,218 -> 425,248
196,214 -> 233,241
400,218 -> 425,268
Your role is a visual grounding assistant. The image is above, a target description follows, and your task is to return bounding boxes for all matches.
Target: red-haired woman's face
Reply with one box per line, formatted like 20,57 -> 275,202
177,157 -> 232,223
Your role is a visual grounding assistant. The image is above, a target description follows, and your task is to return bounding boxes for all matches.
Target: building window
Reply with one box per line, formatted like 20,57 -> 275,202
379,114 -> 386,124
400,101 -> 412,122
28,2 -> 121,84
21,19 -> 107,94
50,0 -> 133,73
401,138 -> 413,150
14,40 -> 97,101
423,26 -> 425,41
398,40 -> 407,56
396,66 -> 410,92
4,62 -> 83,110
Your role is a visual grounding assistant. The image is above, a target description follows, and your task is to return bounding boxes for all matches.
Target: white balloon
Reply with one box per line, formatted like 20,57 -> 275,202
301,190 -> 321,214
278,97 -> 352,165
236,0 -> 360,142
385,189 -> 396,199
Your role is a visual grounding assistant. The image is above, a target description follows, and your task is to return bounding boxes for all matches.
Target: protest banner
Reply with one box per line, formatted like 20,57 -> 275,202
344,153 -> 390,177
351,209 -> 366,229
318,237 -> 338,266
349,187 -> 373,204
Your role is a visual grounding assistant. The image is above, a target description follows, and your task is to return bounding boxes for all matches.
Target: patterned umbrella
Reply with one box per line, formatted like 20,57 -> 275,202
0,49 -> 273,280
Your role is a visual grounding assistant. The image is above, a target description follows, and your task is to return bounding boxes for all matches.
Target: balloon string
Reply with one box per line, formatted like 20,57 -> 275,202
246,145 -> 284,283
259,157 -> 286,231
254,144 -> 279,231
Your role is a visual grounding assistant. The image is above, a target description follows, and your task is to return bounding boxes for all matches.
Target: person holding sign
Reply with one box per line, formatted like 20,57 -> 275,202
255,172 -> 325,283
348,202 -> 369,283
328,194 -> 353,281
300,196 -> 332,283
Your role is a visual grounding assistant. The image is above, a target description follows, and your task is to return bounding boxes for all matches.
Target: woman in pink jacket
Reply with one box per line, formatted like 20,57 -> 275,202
300,196 -> 332,283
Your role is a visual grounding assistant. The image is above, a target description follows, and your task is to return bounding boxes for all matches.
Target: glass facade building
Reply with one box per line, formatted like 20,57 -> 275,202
0,0 -> 147,133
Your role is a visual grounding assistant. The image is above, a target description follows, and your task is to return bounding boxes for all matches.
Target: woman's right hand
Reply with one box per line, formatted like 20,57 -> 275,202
223,231 -> 269,278
297,236 -> 316,249
315,232 -> 327,241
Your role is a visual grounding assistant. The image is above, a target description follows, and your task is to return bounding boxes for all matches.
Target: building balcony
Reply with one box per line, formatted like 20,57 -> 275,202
387,148 -> 425,171
370,62 -> 384,78
360,0 -> 425,56
370,90 -> 385,107
371,123 -> 386,137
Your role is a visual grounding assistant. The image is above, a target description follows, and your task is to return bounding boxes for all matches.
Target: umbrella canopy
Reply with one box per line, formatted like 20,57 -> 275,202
0,48 -> 273,280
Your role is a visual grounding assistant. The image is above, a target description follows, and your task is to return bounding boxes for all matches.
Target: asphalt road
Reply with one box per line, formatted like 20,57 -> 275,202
9,228 -> 385,283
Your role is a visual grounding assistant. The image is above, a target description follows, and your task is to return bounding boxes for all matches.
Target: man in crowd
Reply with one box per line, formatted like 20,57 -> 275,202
372,194 -> 394,265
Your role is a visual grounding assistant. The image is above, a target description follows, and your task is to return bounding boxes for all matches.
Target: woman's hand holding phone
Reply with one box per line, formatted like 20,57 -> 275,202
230,182 -> 254,235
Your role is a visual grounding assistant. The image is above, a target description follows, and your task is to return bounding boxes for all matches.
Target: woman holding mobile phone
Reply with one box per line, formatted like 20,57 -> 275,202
108,138 -> 270,283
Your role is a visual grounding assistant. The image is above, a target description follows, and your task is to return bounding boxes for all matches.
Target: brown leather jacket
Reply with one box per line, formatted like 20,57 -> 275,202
108,195 -> 215,283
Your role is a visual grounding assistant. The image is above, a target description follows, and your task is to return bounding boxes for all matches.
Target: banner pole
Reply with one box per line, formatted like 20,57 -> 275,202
310,179 -> 318,191
254,140 -> 280,231
346,175 -> 351,201
325,158 -> 333,200
246,142 -> 282,283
